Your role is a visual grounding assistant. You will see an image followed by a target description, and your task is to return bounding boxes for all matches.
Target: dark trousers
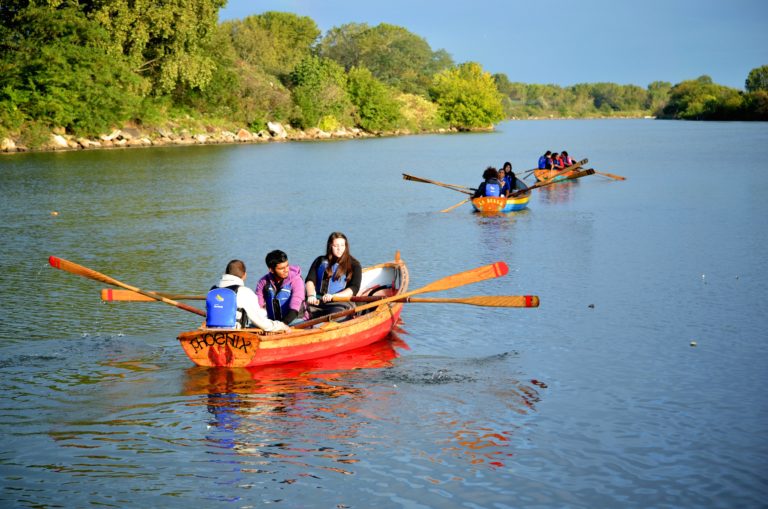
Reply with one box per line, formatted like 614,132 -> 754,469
307,301 -> 356,320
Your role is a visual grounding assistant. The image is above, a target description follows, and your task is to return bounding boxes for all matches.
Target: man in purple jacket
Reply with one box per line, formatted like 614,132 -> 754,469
255,250 -> 308,325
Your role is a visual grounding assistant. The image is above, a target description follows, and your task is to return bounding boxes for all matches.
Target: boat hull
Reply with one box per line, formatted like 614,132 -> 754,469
177,259 -> 409,368
534,168 -> 578,182
471,178 -> 530,212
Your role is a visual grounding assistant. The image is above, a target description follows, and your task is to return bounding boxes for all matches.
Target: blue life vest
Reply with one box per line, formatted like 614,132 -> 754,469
206,286 -> 238,327
317,259 -> 347,295
264,279 -> 293,321
538,156 -> 547,169
484,181 -> 501,197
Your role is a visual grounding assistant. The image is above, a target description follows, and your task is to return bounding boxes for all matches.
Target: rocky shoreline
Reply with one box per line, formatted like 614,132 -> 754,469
0,121 -> 462,154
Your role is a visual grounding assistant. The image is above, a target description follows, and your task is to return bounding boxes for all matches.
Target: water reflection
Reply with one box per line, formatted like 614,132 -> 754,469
538,180 -> 578,203
183,334 -> 408,397
384,352 -> 546,473
441,377 -> 544,469
181,335 -> 409,480
473,207 -> 531,220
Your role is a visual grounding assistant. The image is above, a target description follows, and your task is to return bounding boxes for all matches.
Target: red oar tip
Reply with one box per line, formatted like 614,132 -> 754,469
493,261 -> 509,277
49,256 -> 60,268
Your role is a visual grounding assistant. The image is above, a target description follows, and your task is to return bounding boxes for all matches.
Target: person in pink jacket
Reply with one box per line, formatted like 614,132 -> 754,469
255,250 -> 308,325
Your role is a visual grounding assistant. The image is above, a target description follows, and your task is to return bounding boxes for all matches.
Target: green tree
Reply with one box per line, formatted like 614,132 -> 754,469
318,23 -> 369,71
223,11 -> 320,80
319,22 -> 453,95
589,82 -> 624,112
90,0 -> 225,94
744,90 -> 768,120
289,55 -> 352,129
0,3 -> 143,135
346,67 -> 402,131
646,81 -> 672,114
662,75 -> 743,119
429,62 -> 504,129
745,65 -> 768,92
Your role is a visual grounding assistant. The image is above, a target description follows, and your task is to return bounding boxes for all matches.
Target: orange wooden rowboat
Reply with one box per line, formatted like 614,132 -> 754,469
177,256 -> 409,368
533,158 -> 587,182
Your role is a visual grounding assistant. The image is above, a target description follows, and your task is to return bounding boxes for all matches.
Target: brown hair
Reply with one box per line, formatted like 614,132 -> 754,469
325,232 -> 355,281
225,259 -> 246,278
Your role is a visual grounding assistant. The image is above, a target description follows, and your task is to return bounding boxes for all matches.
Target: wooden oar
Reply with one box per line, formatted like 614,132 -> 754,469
101,289 -> 205,301
511,168 -> 595,197
49,256 -> 206,317
441,198 -> 470,213
98,288 -> 539,308
293,261 -> 509,329
344,294 -> 539,308
402,173 -> 474,195
593,170 -> 626,181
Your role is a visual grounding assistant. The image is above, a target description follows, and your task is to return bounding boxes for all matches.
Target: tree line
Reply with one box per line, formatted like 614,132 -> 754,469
1,1 -> 766,149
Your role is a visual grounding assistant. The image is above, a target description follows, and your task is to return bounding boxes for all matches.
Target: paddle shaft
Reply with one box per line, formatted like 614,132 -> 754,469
292,261 -> 509,329
402,173 -> 474,195
346,294 -> 539,307
441,198 -> 470,213
512,168 -> 595,196
49,256 -> 206,317
594,170 -> 626,180
99,288 -> 538,308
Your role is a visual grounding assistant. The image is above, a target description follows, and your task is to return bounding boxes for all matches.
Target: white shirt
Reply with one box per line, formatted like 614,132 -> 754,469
216,274 -> 289,332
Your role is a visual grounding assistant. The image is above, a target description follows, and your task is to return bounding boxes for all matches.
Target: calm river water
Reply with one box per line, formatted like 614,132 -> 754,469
1,119 -> 767,508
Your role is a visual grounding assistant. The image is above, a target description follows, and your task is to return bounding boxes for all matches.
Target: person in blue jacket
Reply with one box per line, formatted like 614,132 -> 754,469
255,250 -> 307,325
537,151 -> 552,169
473,167 -> 502,198
499,162 -> 516,196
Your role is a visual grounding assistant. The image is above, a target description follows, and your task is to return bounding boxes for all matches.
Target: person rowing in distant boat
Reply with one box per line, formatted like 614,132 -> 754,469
472,167 -> 502,198
206,259 -> 290,332
305,232 -> 362,320
537,151 -> 552,169
561,150 -> 576,167
550,152 -> 565,170
255,249 -> 308,325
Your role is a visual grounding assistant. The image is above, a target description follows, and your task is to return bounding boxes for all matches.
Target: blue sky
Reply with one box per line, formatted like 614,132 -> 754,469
219,0 -> 768,90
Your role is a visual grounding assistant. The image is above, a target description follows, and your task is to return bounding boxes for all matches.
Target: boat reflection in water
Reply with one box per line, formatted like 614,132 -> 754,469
182,331 -> 410,477
183,331 -> 408,397
538,179 -> 578,204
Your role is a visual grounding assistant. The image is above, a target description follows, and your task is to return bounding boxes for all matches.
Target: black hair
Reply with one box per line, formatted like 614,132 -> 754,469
265,249 -> 288,269
482,166 -> 498,180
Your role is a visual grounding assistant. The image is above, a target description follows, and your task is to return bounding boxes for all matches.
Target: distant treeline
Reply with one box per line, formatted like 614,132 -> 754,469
1,1 -> 766,148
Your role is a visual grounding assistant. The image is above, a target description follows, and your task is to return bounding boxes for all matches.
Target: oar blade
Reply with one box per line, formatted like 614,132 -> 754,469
419,261 -> 508,294
50,256 -> 122,287
100,289 -> 205,301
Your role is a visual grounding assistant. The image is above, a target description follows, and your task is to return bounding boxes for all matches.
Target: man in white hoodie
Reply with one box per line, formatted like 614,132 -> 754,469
209,259 -> 290,332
